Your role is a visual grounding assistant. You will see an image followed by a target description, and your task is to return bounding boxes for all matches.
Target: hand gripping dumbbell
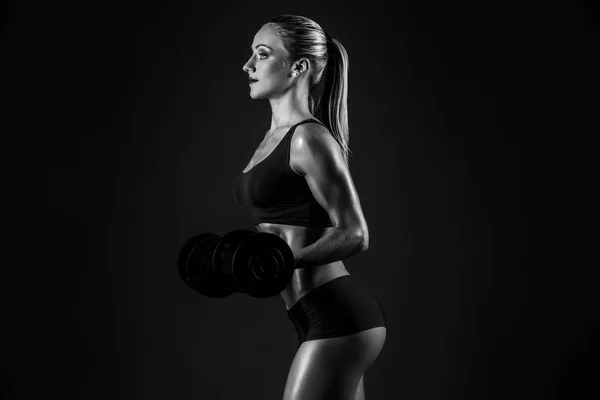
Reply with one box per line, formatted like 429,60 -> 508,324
177,229 -> 295,298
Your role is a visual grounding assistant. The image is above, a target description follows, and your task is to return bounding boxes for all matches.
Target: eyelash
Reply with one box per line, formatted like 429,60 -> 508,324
256,52 -> 267,59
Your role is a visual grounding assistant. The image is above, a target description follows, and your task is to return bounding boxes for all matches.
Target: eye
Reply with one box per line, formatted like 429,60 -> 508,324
257,52 -> 268,59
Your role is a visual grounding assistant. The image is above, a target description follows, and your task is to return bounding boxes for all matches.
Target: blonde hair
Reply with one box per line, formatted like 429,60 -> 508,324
265,15 -> 352,166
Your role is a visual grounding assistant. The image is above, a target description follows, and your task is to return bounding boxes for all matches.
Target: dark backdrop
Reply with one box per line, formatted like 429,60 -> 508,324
7,0 -> 598,399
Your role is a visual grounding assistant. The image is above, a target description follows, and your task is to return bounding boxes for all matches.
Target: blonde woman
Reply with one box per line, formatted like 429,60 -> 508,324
233,15 -> 387,400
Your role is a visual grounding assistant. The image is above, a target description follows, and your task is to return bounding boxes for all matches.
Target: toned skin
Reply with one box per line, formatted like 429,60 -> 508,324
242,25 -> 386,400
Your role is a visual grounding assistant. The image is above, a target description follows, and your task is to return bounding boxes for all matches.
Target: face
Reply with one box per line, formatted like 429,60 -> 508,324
242,26 -> 294,99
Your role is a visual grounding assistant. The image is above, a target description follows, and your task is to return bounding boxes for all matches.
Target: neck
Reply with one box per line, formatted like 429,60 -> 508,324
267,83 -> 312,132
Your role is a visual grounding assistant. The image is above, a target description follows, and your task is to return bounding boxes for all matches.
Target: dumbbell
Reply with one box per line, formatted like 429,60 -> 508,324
177,229 -> 295,298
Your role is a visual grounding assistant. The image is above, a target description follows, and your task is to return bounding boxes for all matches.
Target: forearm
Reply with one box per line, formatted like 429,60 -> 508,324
293,227 -> 367,270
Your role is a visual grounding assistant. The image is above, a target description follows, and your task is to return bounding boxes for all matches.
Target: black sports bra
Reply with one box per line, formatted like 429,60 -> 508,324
232,119 -> 334,228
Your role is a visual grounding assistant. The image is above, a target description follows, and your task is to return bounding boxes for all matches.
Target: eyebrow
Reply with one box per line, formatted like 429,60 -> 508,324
251,44 -> 273,51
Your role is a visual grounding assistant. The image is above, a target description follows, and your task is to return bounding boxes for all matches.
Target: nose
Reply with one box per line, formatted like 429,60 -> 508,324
242,57 -> 255,74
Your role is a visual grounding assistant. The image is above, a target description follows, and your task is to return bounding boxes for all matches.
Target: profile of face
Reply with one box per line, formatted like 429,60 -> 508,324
242,26 -> 298,99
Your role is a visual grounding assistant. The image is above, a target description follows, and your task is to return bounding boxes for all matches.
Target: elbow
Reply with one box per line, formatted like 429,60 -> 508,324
355,228 -> 369,252
337,224 -> 369,252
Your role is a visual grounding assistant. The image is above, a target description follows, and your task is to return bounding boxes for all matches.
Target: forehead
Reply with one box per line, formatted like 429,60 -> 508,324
251,26 -> 282,51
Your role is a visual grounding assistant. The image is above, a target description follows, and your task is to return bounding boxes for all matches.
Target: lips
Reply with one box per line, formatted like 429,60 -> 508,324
249,78 -> 258,83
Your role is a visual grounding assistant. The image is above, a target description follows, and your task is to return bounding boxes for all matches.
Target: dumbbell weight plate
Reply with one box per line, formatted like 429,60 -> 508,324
177,233 -> 217,283
177,234 -> 233,298
232,232 -> 295,298
212,230 -> 257,294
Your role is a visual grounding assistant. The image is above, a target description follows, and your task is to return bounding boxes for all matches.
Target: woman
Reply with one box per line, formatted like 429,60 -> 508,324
233,15 -> 387,400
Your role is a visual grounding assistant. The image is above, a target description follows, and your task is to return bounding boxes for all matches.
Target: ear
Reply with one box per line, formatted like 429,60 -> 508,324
291,57 -> 311,76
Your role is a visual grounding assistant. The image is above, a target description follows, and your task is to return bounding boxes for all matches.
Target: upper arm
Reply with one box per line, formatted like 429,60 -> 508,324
290,124 -> 369,242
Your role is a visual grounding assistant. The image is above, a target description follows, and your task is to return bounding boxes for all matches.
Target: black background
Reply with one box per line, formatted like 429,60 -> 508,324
6,0 -> 598,399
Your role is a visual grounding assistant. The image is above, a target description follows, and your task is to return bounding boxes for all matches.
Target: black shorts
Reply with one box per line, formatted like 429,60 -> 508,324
286,275 -> 387,346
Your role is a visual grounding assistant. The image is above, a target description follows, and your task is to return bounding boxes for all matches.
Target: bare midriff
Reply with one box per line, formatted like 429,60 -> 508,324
255,222 -> 350,310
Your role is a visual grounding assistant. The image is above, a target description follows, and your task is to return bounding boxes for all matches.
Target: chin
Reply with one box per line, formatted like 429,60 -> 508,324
249,82 -> 281,100
249,89 -> 269,100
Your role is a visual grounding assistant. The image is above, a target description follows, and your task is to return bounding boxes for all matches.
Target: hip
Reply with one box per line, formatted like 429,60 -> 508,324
281,261 -> 349,310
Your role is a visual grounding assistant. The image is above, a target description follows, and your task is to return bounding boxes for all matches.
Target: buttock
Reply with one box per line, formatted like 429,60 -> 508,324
286,275 -> 387,346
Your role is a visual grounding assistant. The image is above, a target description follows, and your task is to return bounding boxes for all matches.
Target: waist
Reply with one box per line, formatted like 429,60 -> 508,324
250,203 -> 333,228
281,261 -> 349,310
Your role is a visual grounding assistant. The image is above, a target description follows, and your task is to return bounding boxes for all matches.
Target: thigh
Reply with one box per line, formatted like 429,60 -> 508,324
283,327 -> 386,400
354,376 -> 364,400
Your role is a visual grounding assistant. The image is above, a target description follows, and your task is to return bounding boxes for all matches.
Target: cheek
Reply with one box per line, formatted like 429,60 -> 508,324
265,59 -> 286,76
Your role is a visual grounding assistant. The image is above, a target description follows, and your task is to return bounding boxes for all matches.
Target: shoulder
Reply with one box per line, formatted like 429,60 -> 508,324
290,121 -> 345,176
292,121 -> 333,143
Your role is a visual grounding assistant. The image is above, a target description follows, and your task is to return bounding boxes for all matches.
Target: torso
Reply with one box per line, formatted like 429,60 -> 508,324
242,117 -> 350,310
255,223 -> 349,310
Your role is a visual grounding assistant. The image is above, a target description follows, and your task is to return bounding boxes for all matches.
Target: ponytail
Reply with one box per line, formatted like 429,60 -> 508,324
314,37 -> 352,167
